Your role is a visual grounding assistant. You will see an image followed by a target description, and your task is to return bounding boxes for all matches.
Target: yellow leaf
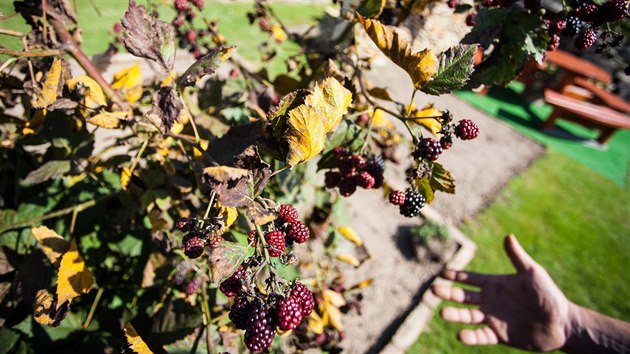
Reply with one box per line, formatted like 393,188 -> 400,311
193,139 -> 209,160
411,104 -> 442,137
307,311 -> 325,334
284,77 -> 352,167
160,70 -> 176,87
124,323 -> 154,354
216,202 -> 238,234
111,64 -> 143,103
323,302 -> 344,331
337,226 -> 362,246
32,58 -> 62,109
371,109 -> 393,130
270,23 -> 287,42
348,278 -> 374,290
56,239 -> 94,306
66,75 -> 107,118
33,289 -> 68,326
336,253 -> 361,267
202,166 -> 249,183
121,167 -> 132,190
304,77 -> 352,132
22,108 -> 46,135
32,226 -> 69,267
323,289 -> 346,307
358,15 -> 438,88
88,110 -> 130,129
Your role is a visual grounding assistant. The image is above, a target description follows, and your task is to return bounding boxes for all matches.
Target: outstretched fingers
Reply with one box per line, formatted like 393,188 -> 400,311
458,327 -> 499,346
432,284 -> 481,305
504,234 -> 537,273
440,269 -> 490,287
440,306 -> 485,324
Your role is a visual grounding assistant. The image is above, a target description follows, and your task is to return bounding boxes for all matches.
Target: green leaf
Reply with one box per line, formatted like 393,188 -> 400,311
208,241 -> 248,284
317,120 -> 363,170
416,177 -> 435,203
429,162 -> 456,194
421,44 -> 478,95
357,0 -> 386,18
177,46 -> 236,87
23,160 -> 71,185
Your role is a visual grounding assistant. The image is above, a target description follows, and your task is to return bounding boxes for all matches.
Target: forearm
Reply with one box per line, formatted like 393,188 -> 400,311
562,302 -> 630,354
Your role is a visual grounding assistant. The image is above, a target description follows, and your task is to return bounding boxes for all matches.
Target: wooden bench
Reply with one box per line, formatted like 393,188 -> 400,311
543,89 -> 630,144
573,77 -> 630,114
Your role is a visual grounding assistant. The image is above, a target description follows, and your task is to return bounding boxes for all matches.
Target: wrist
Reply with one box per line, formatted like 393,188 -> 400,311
561,302 -> 583,353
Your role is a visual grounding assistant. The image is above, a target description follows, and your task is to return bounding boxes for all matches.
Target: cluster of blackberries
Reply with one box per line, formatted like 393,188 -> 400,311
172,263 -> 203,295
324,148 -> 384,197
223,277 -> 315,353
175,217 -> 222,259
389,190 -> 426,218
248,204 -> 310,257
172,0 -> 209,59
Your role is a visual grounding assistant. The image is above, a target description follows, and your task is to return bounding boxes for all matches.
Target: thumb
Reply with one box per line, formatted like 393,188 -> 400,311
504,234 -> 537,273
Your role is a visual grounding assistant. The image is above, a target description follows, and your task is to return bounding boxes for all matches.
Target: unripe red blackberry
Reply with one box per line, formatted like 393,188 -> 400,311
244,302 -> 276,353
174,0 -> 189,12
248,230 -> 257,245
113,22 -> 123,33
333,146 -> 350,160
290,282 -> 315,317
349,154 -> 366,169
183,232 -> 205,259
389,190 -> 406,206
574,28 -> 597,50
229,297 -> 252,330
175,217 -> 195,232
265,230 -> 286,257
447,0 -> 459,8
287,221 -> 310,244
454,119 -> 480,140
209,235 -> 222,248
278,204 -> 299,223
466,12 -> 477,26
574,4 -> 598,22
597,0 -> 629,22
338,177 -> 357,197
355,171 -> 376,189
186,29 -> 197,42
220,266 -> 247,297
190,0 -> 205,9
548,34 -> 561,51
276,296 -> 304,331
550,19 -> 567,33
440,136 -> 453,150
185,277 -> 201,295
399,191 -> 425,218
325,171 -> 342,188
416,138 -> 443,161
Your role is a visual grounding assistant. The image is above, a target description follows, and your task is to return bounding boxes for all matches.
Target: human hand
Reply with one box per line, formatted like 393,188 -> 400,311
431,235 -> 571,351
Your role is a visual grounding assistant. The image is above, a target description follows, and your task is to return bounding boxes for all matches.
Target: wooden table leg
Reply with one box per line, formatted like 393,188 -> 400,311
597,127 -> 617,144
542,108 -> 562,130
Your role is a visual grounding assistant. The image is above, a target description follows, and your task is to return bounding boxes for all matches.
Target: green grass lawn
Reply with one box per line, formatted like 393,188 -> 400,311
408,149 -> 630,354
0,1 -> 325,78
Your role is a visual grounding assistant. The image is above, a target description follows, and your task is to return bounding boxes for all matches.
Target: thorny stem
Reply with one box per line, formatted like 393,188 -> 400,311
82,288 -> 104,329
201,284 -> 214,354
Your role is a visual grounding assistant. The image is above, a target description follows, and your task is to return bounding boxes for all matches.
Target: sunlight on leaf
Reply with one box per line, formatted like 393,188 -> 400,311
121,167 -> 132,190
22,108 -> 47,135
270,24 -> 287,42
336,254 -> 361,267
178,46 -> 236,87
124,323 -> 154,354
33,289 -> 69,327
411,104 -> 442,137
337,226 -> 362,246
56,239 -> 95,307
88,110 -> 131,129
66,75 -> 107,118
358,15 -> 438,88
32,226 -> 69,267
111,64 -> 143,103
32,58 -> 62,109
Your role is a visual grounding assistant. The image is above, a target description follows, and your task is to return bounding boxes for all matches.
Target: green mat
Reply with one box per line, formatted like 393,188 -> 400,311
455,83 -> 630,186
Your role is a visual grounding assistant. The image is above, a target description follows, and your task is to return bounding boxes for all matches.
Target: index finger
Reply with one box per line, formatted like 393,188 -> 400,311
440,269 -> 489,287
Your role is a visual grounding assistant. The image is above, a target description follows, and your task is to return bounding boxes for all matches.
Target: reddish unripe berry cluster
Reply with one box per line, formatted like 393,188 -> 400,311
324,148 -> 384,197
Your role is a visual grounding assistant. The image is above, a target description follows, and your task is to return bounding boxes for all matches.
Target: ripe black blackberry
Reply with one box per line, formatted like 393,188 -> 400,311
220,266 -> 247,297
355,171 -> 376,189
185,277 -> 201,296
388,190 -> 406,206
440,136 -> 453,150
276,296 -> 304,331
229,297 -> 251,330
564,16 -> 582,36
174,0 -> 189,12
416,138 -> 443,161
454,119 -> 480,140
574,28 -> 597,50
349,154 -> 366,169
399,191 -> 425,218
325,171 -> 342,188
466,12 -> 476,26
278,204 -> 299,223
597,0 -> 629,22
183,232 -> 205,259
244,302 -> 276,353
287,221 -> 310,244
290,282 -> 315,316
175,217 -> 195,232
364,155 -> 385,188
265,230 -> 286,257
338,177 -> 357,197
